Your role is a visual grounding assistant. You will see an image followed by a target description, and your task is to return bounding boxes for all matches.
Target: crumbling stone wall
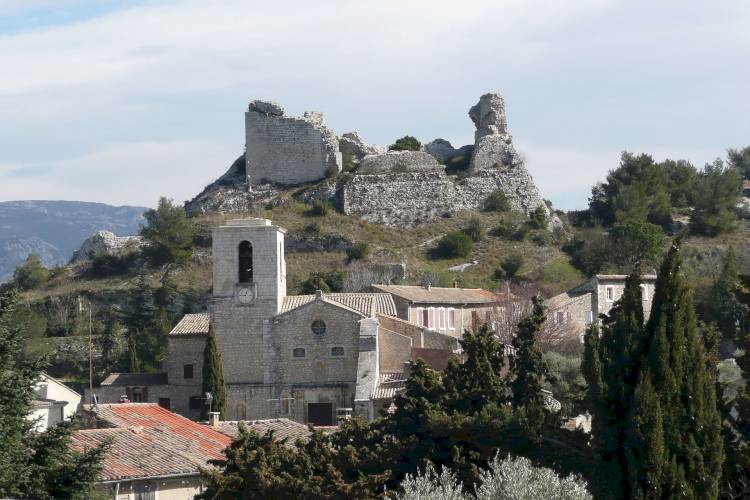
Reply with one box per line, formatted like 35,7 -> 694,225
245,100 -> 341,185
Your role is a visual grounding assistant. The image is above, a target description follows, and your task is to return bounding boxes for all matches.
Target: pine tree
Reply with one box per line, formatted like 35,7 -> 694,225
509,296 -> 549,416
640,240 -> 723,498
127,333 -> 140,374
710,247 -> 748,339
202,322 -> 228,420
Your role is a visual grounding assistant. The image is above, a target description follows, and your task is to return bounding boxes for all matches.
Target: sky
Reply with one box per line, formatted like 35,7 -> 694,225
0,0 -> 748,211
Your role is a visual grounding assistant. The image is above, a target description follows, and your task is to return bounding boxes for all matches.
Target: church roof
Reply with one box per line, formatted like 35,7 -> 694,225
371,284 -> 497,305
213,418 -> 313,442
372,372 -> 407,400
281,293 -> 397,317
169,313 -> 210,336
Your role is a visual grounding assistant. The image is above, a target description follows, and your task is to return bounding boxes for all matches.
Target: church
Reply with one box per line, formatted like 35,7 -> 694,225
90,218 -> 459,425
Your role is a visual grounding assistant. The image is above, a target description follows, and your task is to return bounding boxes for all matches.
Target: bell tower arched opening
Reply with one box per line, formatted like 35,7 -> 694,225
238,241 -> 253,283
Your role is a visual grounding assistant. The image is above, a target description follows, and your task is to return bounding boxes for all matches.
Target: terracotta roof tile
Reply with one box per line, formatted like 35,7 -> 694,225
372,285 -> 497,305
72,403 -> 231,481
281,293 -> 397,317
372,372 -> 407,400
214,418 -> 312,443
169,313 -> 210,336
410,348 -> 457,371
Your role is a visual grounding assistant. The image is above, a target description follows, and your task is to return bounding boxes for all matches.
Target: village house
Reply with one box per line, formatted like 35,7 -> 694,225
29,373 -> 81,431
545,274 -> 658,342
370,284 -> 498,336
89,218 -> 459,425
72,403 -> 311,500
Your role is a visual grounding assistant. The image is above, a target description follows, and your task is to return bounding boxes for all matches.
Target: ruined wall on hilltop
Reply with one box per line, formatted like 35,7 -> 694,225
245,101 -> 341,185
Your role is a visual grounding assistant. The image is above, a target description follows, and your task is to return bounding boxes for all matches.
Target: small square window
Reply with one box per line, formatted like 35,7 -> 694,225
555,311 -> 566,324
605,286 -> 615,301
293,347 -> 306,358
183,364 -> 194,379
330,346 -> 344,357
189,396 -> 202,410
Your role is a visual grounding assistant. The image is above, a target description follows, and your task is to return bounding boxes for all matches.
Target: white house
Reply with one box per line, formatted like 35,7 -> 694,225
29,374 -> 82,431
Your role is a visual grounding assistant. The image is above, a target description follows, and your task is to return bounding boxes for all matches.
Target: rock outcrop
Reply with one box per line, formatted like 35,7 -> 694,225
424,139 -> 457,163
339,132 -> 386,162
70,231 -> 143,264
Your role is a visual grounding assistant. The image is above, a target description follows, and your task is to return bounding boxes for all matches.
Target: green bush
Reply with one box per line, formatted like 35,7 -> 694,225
13,254 -> 50,290
513,224 -> 530,241
463,217 -> 485,242
302,222 -> 321,235
435,231 -> 473,259
308,200 -> 331,217
325,165 -> 339,179
388,135 -> 421,152
445,154 -> 471,174
341,151 -> 356,172
300,274 -> 331,294
494,217 -> 514,238
484,189 -> 510,212
498,255 -> 523,281
528,206 -> 549,230
346,242 -> 371,262
89,252 -> 136,278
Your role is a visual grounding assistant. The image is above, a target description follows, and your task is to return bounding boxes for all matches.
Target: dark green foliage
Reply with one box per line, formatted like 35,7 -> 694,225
484,189 -> 510,212
497,254 -> 523,281
325,165 -> 339,179
299,271 -> 345,294
347,242 -> 371,262
690,159 -> 742,236
463,217 -> 484,242
510,297 -> 549,418
202,323 -> 228,420
435,231 -> 472,259
727,146 -> 750,179
140,197 -> 194,265
528,206 -> 548,230
308,200 -> 331,216
583,242 -> 724,499
609,219 -> 663,269
303,222 -> 321,234
0,291 -> 107,499
388,135 -> 421,152
708,247 -> 748,339
512,224 -> 530,242
494,217 -> 514,238
124,275 -> 168,372
88,251 -> 136,278
543,352 -> 586,417
341,151 -> 356,172
13,253 -> 50,290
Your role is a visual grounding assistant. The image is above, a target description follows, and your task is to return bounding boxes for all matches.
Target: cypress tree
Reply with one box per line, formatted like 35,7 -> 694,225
510,296 -> 549,418
582,271 -> 647,499
202,322 -> 228,420
638,240 -> 724,498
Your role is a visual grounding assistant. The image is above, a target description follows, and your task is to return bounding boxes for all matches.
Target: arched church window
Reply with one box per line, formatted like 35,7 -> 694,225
238,241 -> 253,283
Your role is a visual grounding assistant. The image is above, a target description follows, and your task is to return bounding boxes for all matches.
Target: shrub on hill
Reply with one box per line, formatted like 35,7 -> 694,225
12,254 -> 50,290
496,255 -> 523,282
347,242 -> 371,262
388,135 -> 421,152
435,231 -> 473,259
484,189 -> 510,212
88,252 -> 136,278
307,200 -> 331,217
690,159 -> 742,236
528,206 -> 548,230
463,217 -> 484,242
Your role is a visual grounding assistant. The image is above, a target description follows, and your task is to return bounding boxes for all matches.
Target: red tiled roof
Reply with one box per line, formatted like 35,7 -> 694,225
372,284 -> 497,304
372,372 -> 407,400
71,404 -> 231,481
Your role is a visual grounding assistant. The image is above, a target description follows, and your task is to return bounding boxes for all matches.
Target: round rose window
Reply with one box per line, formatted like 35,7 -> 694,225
311,320 -> 327,336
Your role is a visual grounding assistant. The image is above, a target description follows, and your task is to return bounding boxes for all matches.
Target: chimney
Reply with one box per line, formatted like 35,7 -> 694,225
208,411 -> 220,427
453,280 -> 459,289
315,289 -> 325,300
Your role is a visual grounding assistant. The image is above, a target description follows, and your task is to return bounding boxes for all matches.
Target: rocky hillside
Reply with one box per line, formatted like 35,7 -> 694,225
0,201 -> 146,280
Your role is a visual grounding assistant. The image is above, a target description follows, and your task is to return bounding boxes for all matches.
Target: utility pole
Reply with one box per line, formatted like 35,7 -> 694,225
79,297 -> 94,405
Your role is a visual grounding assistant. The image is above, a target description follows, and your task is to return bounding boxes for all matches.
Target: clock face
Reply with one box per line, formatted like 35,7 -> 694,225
237,287 -> 255,304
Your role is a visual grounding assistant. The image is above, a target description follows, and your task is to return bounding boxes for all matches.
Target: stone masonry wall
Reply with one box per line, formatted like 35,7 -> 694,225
245,102 -> 341,185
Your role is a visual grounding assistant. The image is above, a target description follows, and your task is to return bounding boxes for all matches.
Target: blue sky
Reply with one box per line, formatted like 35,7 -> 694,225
0,0 -> 748,210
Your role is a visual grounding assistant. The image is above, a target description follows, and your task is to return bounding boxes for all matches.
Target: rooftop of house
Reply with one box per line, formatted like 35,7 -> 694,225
169,293 -> 397,336
410,347 -> 458,371
371,284 -> 497,305
372,372 -> 407,400
72,403 -> 232,482
213,418 -> 313,442
100,372 -> 168,387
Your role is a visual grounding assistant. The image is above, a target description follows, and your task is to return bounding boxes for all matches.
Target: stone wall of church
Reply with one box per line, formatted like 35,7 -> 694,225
164,336 -> 204,417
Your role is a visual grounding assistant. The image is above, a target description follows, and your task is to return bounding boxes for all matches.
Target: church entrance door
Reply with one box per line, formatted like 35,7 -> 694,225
307,402 -> 333,426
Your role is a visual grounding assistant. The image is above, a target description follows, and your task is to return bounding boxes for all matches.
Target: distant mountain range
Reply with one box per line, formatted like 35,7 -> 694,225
0,201 -> 147,280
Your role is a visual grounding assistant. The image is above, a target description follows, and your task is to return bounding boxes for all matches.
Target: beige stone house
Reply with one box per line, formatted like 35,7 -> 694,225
371,284 -> 498,337
545,274 -> 657,342
91,218 -> 458,425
